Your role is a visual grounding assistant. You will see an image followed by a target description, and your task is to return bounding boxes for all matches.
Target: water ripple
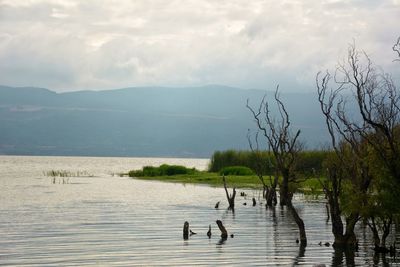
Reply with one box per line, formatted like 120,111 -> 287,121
0,156 -> 398,266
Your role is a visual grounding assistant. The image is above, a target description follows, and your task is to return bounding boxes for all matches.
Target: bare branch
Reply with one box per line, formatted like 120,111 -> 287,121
393,36 -> 400,61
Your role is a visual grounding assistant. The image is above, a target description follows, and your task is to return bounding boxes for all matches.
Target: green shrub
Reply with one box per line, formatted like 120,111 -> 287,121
128,169 -> 144,177
159,164 -> 194,175
219,166 -> 255,176
143,166 -> 162,176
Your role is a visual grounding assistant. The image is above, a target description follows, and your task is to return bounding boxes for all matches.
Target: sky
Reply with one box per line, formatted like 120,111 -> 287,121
0,0 -> 399,92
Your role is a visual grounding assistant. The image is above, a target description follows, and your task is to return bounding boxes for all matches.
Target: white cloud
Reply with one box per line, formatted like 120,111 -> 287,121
0,0 -> 398,92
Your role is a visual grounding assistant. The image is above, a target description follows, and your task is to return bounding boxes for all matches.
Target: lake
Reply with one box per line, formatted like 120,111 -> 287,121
0,155 -> 398,266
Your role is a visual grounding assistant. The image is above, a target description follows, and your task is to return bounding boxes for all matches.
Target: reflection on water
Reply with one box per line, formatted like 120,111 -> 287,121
0,156 -> 398,266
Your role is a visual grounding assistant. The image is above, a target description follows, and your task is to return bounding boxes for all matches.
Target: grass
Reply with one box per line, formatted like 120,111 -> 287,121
44,170 -> 93,177
130,169 -> 324,193
44,169 -> 94,184
219,166 -> 255,176
131,172 -> 262,188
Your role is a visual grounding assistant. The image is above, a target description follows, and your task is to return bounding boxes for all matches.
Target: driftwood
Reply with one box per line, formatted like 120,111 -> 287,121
216,220 -> 228,239
222,175 -> 236,211
183,221 -> 189,240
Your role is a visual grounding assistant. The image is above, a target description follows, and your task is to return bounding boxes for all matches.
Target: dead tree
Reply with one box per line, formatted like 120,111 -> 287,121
316,42 -> 399,248
247,88 -> 301,206
222,175 -> 236,211
247,87 -> 307,246
317,69 -> 372,248
343,45 -> 400,185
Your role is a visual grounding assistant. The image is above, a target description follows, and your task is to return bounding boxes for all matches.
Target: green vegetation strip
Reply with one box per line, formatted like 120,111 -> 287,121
128,164 -> 323,192
132,172 -> 263,188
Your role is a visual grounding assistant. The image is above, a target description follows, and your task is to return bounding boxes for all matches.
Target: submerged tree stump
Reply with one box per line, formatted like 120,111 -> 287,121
183,221 -> 189,240
207,224 -> 212,238
222,175 -> 236,211
216,220 -> 228,239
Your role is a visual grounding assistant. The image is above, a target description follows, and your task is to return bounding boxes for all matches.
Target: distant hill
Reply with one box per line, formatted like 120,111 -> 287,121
0,85 -> 329,158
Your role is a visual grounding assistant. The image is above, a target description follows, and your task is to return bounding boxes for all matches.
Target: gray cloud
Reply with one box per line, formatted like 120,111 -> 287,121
0,0 -> 399,92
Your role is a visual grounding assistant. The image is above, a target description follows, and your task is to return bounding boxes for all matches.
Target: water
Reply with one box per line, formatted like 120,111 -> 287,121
0,155 -> 398,266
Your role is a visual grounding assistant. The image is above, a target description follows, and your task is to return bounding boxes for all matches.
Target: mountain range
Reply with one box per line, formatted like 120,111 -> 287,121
0,85 -> 329,158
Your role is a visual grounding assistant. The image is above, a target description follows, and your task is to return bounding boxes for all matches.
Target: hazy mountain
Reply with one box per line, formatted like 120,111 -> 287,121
0,85 -> 329,158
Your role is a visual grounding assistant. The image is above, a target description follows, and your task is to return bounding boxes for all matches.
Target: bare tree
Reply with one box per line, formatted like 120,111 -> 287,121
317,68 -> 373,248
247,87 -> 307,246
316,41 -> 400,249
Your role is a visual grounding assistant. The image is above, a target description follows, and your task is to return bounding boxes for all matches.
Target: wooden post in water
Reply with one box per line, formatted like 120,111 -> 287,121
183,221 -> 189,240
222,175 -> 236,211
216,220 -> 228,239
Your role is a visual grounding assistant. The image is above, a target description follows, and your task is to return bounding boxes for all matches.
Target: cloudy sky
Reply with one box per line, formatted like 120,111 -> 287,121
0,0 -> 399,92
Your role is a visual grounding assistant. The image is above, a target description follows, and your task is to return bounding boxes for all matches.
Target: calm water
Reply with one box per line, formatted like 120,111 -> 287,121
0,155 -> 398,266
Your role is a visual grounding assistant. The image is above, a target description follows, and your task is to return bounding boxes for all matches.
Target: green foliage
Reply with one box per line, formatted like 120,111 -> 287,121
129,164 -> 197,177
219,166 -> 254,176
209,149 -> 330,176
209,150 -> 274,174
297,150 -> 331,176
131,171 -> 264,189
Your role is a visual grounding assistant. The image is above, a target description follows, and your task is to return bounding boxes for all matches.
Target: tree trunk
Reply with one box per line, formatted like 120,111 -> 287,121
381,216 -> 392,249
287,200 -> 307,246
183,221 -> 189,240
216,220 -> 228,239
325,204 -> 330,223
222,175 -> 236,211
368,217 -> 381,249
332,213 -> 358,248
266,187 -> 277,207
265,174 -> 278,207
369,216 -> 393,252
279,171 -> 290,206
327,191 -> 358,248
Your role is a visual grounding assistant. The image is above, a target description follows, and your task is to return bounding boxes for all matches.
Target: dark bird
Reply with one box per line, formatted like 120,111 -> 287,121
230,234 -> 234,238
215,201 -> 220,209
207,225 -> 212,238
296,238 -> 299,244
324,242 -> 330,247
190,230 -> 197,235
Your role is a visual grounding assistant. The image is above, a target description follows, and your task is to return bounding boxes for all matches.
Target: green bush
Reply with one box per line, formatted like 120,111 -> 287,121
159,164 -> 195,175
129,164 -> 196,177
219,166 -> 255,176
